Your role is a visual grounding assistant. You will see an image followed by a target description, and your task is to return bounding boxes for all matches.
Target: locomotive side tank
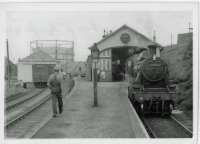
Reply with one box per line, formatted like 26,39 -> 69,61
128,44 -> 176,115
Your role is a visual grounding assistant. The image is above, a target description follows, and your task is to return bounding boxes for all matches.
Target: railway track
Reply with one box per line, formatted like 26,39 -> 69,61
170,115 -> 193,137
6,89 -> 45,111
6,88 -> 36,103
5,89 -> 51,127
5,79 -> 75,138
128,98 -> 192,138
141,115 -> 192,138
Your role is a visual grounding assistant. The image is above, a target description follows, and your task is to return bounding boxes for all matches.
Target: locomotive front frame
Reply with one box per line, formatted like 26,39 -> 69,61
128,87 -> 176,115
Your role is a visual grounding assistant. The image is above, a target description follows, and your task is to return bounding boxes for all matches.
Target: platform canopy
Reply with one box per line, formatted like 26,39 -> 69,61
89,24 -> 162,53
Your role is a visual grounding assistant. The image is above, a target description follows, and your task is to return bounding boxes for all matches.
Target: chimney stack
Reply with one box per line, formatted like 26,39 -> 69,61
153,30 -> 156,42
102,29 -> 106,38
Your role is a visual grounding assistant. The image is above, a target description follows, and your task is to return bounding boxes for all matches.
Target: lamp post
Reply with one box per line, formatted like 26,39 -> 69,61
91,43 -> 100,107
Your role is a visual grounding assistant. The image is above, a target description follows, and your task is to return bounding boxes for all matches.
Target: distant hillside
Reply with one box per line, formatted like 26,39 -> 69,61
161,32 -> 192,112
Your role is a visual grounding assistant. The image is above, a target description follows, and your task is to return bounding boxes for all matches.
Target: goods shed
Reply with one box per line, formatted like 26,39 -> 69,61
18,50 -> 57,87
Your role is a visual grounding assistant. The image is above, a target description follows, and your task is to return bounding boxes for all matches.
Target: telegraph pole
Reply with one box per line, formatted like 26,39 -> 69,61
36,40 -> 38,50
55,40 -> 58,60
188,22 -> 193,32
153,30 -> 156,42
171,32 -> 173,49
6,39 -> 10,87
72,41 -> 74,61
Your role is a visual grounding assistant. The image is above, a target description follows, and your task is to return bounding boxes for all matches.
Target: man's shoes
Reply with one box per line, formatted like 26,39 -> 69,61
53,114 -> 57,117
59,108 -> 63,114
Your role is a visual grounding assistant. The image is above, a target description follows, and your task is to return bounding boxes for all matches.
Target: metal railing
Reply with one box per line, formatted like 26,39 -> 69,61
30,40 -> 74,62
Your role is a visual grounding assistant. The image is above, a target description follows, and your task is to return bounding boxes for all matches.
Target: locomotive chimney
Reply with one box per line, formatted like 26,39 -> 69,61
150,30 -> 160,58
153,30 -> 156,42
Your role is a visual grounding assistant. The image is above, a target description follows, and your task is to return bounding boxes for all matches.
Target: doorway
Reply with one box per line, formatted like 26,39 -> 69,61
112,47 -> 129,81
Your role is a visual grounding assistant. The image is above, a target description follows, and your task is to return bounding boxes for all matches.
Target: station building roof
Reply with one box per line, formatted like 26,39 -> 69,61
89,24 -> 162,51
18,49 -> 57,64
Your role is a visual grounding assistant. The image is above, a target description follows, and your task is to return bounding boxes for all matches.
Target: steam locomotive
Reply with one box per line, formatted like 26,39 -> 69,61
128,44 -> 176,115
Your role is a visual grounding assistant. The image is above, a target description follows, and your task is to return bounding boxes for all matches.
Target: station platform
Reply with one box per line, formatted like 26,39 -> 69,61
33,79 -> 135,138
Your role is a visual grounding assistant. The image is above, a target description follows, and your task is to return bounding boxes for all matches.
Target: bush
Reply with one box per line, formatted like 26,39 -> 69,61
161,35 -> 192,113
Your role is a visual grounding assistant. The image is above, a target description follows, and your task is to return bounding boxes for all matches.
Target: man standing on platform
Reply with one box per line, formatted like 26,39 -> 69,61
47,66 -> 63,117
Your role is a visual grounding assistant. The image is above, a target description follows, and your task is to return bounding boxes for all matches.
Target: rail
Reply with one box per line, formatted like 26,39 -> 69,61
6,89 -> 45,110
170,115 -> 192,137
141,115 -> 192,138
5,91 -> 51,127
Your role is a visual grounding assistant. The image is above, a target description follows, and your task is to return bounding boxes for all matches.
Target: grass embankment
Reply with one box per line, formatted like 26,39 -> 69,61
161,34 -> 192,117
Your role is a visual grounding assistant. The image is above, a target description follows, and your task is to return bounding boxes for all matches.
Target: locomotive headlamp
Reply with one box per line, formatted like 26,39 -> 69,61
139,96 -> 144,102
153,55 -> 156,60
141,104 -> 144,110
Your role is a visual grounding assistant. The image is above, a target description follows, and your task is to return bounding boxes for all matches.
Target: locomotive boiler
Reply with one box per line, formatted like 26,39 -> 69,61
128,44 -> 176,115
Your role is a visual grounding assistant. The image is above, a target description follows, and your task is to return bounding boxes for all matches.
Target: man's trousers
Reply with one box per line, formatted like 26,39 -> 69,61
51,93 -> 63,114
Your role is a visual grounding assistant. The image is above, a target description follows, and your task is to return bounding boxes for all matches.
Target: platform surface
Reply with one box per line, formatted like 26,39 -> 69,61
33,79 -> 135,138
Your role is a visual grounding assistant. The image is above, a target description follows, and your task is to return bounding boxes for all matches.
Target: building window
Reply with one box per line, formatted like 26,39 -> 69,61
97,61 -> 100,69
103,59 -> 105,70
107,50 -> 109,56
101,52 -> 103,57
105,60 -> 107,70
107,60 -> 109,70
103,51 -> 105,56
101,59 -> 103,70
104,51 -> 107,56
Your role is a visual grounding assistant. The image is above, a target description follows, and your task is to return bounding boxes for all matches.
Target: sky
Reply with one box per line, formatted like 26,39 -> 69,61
6,11 -> 192,63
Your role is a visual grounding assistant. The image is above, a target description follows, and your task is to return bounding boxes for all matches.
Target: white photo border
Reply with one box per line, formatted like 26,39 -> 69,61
0,1 -> 199,144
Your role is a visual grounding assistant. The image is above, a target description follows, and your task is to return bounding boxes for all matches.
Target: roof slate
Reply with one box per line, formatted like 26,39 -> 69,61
19,49 -> 56,62
89,24 -> 162,49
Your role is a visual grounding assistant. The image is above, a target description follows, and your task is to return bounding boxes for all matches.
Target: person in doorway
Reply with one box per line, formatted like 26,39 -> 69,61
100,70 -> 106,80
47,66 -> 63,117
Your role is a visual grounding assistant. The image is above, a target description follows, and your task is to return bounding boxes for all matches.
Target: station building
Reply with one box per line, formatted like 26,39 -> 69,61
87,25 -> 159,82
17,50 -> 57,87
